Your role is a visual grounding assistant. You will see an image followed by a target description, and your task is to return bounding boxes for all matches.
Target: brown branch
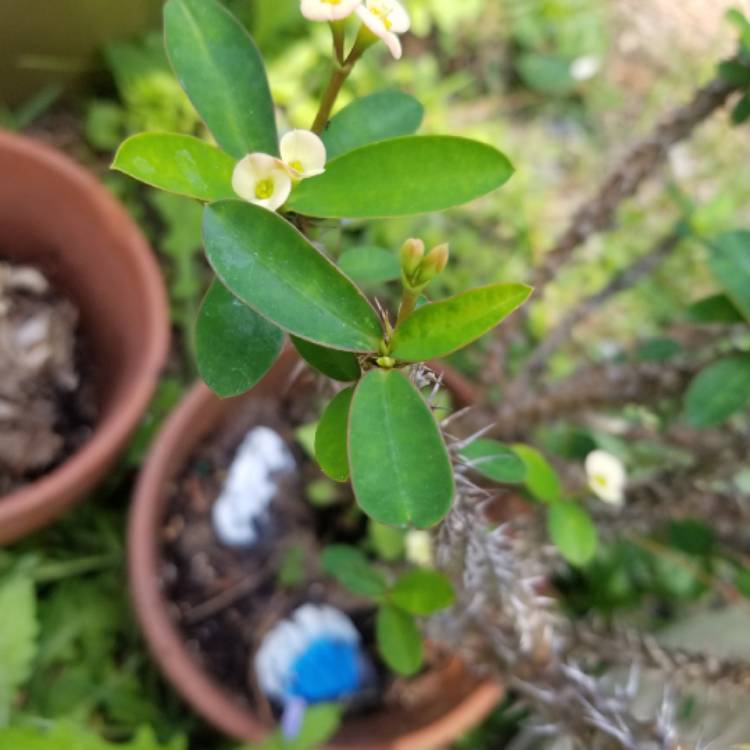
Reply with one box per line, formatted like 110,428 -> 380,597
514,225 -> 685,385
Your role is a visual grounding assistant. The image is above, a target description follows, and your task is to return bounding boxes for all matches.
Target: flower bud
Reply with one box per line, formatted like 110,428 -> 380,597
400,238 -> 424,280
415,242 -> 449,284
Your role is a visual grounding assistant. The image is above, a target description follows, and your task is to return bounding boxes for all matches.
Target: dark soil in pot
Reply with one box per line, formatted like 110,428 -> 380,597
158,367 -> 456,725
0,260 -> 97,495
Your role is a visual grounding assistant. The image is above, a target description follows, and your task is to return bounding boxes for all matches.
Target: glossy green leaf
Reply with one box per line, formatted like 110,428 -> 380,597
338,247 -> 401,286
321,545 -> 388,598
291,337 -> 360,381
707,231 -> 750,321
196,280 -> 284,397
512,444 -> 562,503
287,136 -> 515,218
315,387 -> 355,482
687,293 -> 745,324
547,502 -> 598,566
390,284 -> 531,362
389,569 -> 454,615
112,133 -> 235,201
719,60 -> 750,85
203,201 -> 382,351
164,0 -> 277,157
348,369 -> 454,528
376,604 -> 423,676
684,355 -> 750,427
733,92 -> 750,125
460,439 -> 526,484
322,90 -> 423,159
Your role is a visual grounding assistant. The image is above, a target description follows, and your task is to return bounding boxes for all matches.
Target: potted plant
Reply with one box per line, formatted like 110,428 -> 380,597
119,0 -> 539,744
0,129 -> 170,543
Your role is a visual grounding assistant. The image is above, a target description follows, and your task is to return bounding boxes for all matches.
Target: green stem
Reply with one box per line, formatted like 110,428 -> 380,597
396,290 -> 418,327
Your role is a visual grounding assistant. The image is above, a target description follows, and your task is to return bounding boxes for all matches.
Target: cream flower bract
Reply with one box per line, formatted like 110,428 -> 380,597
585,449 -> 626,506
356,0 -> 410,59
232,153 -> 292,211
280,129 -> 327,179
300,0 -> 362,22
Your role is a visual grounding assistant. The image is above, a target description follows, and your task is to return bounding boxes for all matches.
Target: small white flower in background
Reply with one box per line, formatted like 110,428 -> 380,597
585,449 -> 626,506
405,530 -> 433,567
280,129 -> 327,179
255,604 -> 370,736
232,153 -> 292,211
356,0 -> 410,59
300,0 -> 362,22
570,55 -> 601,82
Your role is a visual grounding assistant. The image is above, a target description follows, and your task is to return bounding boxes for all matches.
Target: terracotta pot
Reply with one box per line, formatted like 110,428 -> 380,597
129,348 -> 501,750
0,130 -> 170,543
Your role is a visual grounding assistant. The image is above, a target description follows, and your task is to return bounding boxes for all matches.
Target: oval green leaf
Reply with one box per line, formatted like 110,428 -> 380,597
287,136 -> 515,218
390,283 -> 532,362
460,439 -> 526,484
203,201 -> 383,351
683,354 -> 750,427
164,0 -> 277,158
112,133 -> 236,202
348,368 -> 454,528
196,280 -> 284,397
547,501 -> 598,567
338,246 -> 401,286
291,336 -> 360,382
389,569 -> 454,615
322,545 -> 388,598
512,444 -> 562,503
376,603 -> 423,676
687,293 -> 745,324
707,231 -> 750,322
322,90 -> 423,160
315,387 -> 355,482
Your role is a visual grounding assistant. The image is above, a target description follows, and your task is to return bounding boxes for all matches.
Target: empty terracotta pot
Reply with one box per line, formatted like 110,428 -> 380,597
0,130 -> 170,543
129,347 -> 501,750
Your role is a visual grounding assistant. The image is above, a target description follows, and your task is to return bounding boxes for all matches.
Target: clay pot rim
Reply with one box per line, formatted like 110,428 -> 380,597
0,130 -> 170,534
128,362 -> 502,750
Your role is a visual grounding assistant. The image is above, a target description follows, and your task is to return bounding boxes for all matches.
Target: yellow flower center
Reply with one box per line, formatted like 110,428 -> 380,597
255,178 -> 275,200
322,0 -> 342,4
289,159 -> 304,173
369,1 -> 393,29
592,473 -> 608,489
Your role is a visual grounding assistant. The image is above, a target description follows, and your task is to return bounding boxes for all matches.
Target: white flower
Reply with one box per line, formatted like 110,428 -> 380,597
585,449 -> 626,506
232,153 -> 292,211
280,129 -> 327,179
300,0 -> 362,22
356,0 -> 410,59
255,604 -> 362,702
405,530 -> 433,567
570,55 -> 601,82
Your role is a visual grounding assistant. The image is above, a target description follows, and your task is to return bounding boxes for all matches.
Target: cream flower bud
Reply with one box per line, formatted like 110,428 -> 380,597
232,153 -> 292,211
400,238 -> 425,278
356,0 -> 410,59
405,530 -> 433,567
585,449 -> 626,506
417,242 -> 449,281
300,0 -> 362,22
280,129 -> 327,179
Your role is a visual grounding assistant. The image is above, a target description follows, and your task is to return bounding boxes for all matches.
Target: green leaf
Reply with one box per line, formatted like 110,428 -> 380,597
707,231 -> 750,321
164,0 -> 277,158
112,133 -> 235,201
315,387 -> 355,482
321,545 -> 388,598
683,355 -> 750,427
460,439 -> 526,484
203,201 -> 382,351
517,53 -> 577,96
322,90 -> 424,160
338,246 -> 401,286
390,284 -> 531,361
547,502 -> 598,566
287,136 -> 515,218
719,60 -> 750,85
727,8 -> 750,50
348,369 -> 454,528
287,703 -> 342,750
0,572 -> 38,723
367,521 -> 405,562
634,337 -> 682,363
389,569 -> 454,615
376,604 -> 423,676
0,722 -> 185,750
512,444 -> 562,503
291,337 -> 360,381
732,92 -> 750,124
196,280 -> 283,397
687,293 -> 745,324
